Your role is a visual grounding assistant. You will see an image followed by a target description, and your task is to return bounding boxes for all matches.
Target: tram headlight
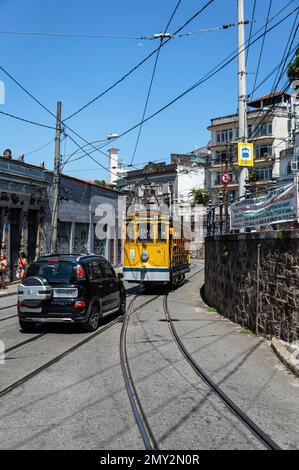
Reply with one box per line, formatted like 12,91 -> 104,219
140,251 -> 149,262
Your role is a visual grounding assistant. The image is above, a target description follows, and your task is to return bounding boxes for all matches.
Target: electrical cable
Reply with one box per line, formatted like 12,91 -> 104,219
65,5 -> 298,174
0,1 -> 296,179
250,0 -> 273,100
63,0 -> 216,122
130,0 -> 182,165
246,0 -> 257,65
24,138 -> 55,157
0,110 -> 56,129
93,6 -> 298,155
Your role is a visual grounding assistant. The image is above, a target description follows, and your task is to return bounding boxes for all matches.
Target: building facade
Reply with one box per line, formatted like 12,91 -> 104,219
207,92 -> 296,202
0,151 -> 124,281
0,152 -> 48,281
116,161 -> 177,207
43,173 -> 124,266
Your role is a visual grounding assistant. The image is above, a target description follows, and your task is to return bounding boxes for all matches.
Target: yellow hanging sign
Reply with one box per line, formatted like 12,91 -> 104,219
238,142 -> 254,167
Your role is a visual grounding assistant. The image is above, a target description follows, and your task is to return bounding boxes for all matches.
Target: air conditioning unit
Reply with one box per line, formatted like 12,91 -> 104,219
291,161 -> 299,171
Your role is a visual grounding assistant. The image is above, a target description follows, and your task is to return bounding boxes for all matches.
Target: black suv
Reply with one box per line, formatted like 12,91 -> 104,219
17,254 -> 126,332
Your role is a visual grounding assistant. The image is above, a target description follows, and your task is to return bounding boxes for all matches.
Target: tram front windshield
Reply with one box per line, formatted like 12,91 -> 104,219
138,223 -> 154,242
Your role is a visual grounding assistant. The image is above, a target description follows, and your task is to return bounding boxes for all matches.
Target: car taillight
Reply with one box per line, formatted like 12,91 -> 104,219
17,300 -> 23,307
74,300 -> 86,309
76,264 -> 86,280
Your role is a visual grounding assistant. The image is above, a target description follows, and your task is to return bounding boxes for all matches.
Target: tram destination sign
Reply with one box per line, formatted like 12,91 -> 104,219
230,183 -> 299,230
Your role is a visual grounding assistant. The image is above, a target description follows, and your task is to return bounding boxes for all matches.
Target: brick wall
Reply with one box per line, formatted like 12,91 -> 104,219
204,231 -> 299,342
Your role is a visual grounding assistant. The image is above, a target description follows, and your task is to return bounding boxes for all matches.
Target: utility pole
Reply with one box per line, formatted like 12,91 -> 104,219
237,0 -> 248,197
50,101 -> 62,253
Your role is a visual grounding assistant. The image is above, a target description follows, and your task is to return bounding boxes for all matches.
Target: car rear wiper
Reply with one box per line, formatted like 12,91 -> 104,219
48,280 -> 70,284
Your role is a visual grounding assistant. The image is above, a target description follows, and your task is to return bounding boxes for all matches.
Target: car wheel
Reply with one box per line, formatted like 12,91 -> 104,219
118,293 -> 126,315
82,304 -> 100,332
19,319 -> 37,333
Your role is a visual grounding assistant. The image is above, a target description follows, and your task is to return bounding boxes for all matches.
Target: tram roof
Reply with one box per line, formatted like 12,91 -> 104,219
126,210 -> 172,221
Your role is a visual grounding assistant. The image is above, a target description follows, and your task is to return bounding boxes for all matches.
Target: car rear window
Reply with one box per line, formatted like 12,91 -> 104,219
26,261 -> 77,283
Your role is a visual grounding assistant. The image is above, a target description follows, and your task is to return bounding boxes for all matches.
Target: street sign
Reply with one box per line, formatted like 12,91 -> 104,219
238,142 -> 254,167
221,173 -> 231,185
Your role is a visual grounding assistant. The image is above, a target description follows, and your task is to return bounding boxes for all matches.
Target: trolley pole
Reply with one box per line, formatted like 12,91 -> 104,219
50,101 -> 62,253
237,0 -> 248,198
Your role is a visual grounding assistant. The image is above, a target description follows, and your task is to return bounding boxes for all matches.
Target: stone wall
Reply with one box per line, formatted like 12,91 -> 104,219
204,231 -> 299,342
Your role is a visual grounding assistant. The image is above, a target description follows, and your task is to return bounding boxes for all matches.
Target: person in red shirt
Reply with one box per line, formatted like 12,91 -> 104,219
17,252 -> 28,281
0,252 -> 8,289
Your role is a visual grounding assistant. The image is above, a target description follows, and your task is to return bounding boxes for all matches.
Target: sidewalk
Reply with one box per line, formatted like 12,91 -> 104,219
0,281 -> 19,298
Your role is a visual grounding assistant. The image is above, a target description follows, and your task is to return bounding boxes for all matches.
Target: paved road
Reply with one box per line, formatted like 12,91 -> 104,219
0,265 -> 298,450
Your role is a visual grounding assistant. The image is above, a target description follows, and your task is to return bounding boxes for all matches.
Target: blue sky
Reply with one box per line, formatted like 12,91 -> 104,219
0,0 -> 297,180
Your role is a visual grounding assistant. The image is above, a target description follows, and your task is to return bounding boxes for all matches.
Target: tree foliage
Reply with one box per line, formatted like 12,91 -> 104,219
288,47 -> 299,82
189,188 -> 209,206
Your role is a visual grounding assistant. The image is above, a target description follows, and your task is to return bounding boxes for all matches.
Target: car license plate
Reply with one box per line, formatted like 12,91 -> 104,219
20,306 -> 42,313
53,288 -> 78,298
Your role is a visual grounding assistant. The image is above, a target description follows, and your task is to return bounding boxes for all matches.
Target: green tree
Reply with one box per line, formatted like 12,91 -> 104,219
189,188 -> 209,206
288,47 -> 299,82
249,170 -> 258,182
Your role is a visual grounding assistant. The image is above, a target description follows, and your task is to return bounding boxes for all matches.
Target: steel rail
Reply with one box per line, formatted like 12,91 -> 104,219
0,314 -> 122,399
120,295 -> 159,450
0,313 -> 17,322
163,294 -> 281,450
0,303 -> 16,311
4,333 -> 46,355
0,293 -> 161,400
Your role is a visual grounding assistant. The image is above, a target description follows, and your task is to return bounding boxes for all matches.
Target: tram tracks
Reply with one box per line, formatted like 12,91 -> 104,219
118,265 -> 205,450
121,266 -> 281,450
162,293 -> 281,450
0,293 -> 161,403
120,294 -> 160,450
0,314 -> 123,399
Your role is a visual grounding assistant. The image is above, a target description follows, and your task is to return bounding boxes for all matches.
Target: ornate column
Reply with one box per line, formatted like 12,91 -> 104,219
20,210 -> 29,255
88,214 -> 94,254
35,208 -> 46,258
69,222 -> 75,253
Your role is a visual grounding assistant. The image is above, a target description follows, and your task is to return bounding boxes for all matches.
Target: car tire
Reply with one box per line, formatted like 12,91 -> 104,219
118,293 -> 126,315
19,319 -> 37,333
82,304 -> 100,332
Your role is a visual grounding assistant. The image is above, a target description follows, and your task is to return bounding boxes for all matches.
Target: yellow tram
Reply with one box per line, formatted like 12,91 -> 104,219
123,210 -> 190,287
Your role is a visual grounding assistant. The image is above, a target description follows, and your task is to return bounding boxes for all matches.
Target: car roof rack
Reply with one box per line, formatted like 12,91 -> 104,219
76,254 -> 103,262
35,253 -> 104,262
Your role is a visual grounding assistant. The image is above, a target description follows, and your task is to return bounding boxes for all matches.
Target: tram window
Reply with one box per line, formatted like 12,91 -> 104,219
138,223 -> 153,242
126,223 -> 135,241
157,222 -> 168,241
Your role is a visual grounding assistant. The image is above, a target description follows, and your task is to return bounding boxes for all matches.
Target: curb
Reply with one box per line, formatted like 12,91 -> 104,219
0,282 -> 19,299
0,289 -> 18,298
271,337 -> 299,378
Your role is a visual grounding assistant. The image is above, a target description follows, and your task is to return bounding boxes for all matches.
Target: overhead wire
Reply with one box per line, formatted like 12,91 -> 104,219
65,4 -> 298,173
246,0 -> 257,65
0,0 -> 218,176
130,0 -> 182,166
24,138 -> 55,157
246,14 -> 299,142
250,0 -> 273,100
63,0 -> 216,122
0,1 -> 296,178
0,110 -> 56,129
91,5 -> 299,156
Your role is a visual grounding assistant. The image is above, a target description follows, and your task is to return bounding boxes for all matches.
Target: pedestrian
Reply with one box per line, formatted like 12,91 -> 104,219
0,253 -> 8,289
17,252 -> 28,281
